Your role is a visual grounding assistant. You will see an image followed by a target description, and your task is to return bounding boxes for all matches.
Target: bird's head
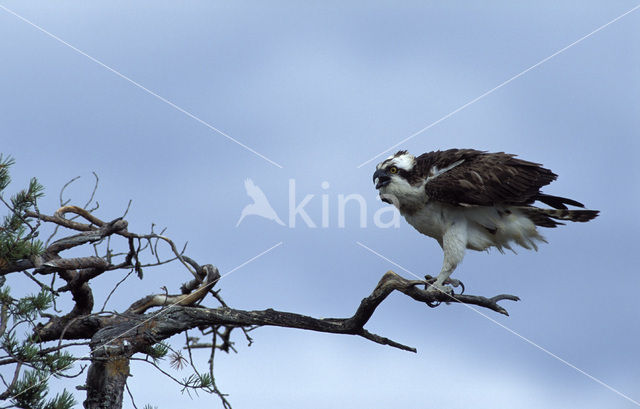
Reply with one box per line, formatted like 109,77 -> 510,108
373,151 -> 423,206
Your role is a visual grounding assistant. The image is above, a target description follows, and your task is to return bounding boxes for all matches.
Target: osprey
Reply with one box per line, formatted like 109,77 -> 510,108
373,149 -> 598,293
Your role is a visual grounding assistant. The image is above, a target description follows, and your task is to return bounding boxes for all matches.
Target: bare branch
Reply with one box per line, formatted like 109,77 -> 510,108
0,342 -> 89,366
125,266 -> 219,314
0,362 -> 22,400
5,196 -> 520,409
59,176 -> 81,207
83,172 -> 99,210
100,271 -> 518,354
101,269 -> 135,312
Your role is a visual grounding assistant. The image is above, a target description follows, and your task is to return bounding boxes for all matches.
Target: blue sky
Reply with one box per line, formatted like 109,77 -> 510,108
1,1 -> 639,408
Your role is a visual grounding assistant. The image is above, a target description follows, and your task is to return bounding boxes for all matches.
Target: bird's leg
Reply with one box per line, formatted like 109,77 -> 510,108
427,223 -> 467,295
427,266 -> 456,295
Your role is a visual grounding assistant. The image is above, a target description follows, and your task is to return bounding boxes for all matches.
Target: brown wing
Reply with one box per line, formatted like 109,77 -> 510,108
417,149 -> 558,207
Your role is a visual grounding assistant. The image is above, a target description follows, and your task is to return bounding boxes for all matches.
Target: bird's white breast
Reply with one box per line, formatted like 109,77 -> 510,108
403,202 -> 449,242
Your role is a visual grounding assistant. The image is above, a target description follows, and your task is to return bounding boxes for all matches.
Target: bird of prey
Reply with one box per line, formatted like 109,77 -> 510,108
373,149 -> 598,293
236,179 -> 285,227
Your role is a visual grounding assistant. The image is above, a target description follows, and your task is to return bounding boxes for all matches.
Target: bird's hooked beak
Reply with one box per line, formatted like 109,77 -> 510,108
373,169 -> 391,190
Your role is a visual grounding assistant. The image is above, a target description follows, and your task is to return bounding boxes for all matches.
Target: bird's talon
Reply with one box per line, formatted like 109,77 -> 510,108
426,283 -> 454,296
423,275 -> 436,290
443,278 -> 465,295
426,300 -> 441,308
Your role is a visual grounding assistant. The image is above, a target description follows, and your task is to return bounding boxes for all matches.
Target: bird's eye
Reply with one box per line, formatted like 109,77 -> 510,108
389,166 -> 398,174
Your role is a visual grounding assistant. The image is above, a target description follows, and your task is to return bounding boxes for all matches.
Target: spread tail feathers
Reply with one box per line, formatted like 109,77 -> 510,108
520,207 -> 599,228
536,193 -> 585,209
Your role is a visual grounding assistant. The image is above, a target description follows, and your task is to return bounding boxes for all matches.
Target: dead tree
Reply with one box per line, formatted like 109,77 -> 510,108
0,160 -> 517,409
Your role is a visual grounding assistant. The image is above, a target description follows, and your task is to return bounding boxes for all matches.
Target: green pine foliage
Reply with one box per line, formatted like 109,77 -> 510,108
0,154 -> 45,267
0,156 -> 76,409
146,341 -> 170,362
10,370 -> 77,409
14,290 -> 53,320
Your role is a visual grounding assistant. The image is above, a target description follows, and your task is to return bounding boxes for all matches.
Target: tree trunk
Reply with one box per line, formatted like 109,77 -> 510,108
83,356 -> 129,409
83,323 -> 138,409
